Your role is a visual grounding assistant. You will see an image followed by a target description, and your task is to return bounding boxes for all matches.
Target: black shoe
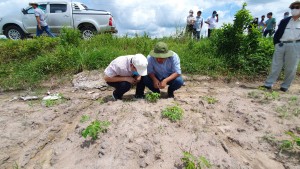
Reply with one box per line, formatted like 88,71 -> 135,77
280,87 -> 288,92
260,85 -> 272,90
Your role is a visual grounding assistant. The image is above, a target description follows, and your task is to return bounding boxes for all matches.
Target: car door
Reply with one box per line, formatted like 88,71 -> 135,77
47,3 -> 72,33
22,4 -> 47,34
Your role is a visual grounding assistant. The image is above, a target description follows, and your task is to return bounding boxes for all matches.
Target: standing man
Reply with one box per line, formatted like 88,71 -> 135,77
263,12 -> 276,37
284,12 -> 290,19
193,11 -> 204,41
137,42 -> 184,98
262,0 -> 300,92
29,2 -> 55,37
104,54 -> 148,100
258,15 -> 266,34
205,11 -> 218,37
186,10 -> 195,38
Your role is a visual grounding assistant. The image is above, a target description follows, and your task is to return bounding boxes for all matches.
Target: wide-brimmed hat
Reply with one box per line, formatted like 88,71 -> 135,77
29,2 -> 38,5
290,0 -> 300,8
149,42 -> 173,58
132,54 -> 148,76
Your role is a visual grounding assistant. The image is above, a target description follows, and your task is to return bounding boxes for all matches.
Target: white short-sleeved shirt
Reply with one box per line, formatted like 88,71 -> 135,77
280,17 -> 300,41
34,8 -> 47,26
206,16 -> 217,29
104,55 -> 133,77
187,15 -> 195,25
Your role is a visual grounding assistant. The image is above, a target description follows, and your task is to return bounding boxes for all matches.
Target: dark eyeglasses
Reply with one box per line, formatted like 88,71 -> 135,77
290,6 -> 300,9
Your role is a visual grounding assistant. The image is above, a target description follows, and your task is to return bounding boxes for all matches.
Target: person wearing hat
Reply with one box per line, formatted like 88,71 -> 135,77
205,11 -> 219,37
136,42 -> 184,98
29,2 -> 55,37
104,54 -> 148,100
262,0 -> 300,92
263,12 -> 276,37
186,10 -> 195,38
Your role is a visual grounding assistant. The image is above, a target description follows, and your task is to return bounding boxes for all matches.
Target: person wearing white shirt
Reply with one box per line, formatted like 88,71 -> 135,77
186,10 -> 195,38
193,11 -> 203,41
262,0 -> 300,92
205,11 -> 219,37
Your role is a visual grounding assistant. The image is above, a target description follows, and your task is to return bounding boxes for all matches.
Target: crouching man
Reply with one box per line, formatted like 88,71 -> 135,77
104,54 -> 148,100
136,42 -> 184,98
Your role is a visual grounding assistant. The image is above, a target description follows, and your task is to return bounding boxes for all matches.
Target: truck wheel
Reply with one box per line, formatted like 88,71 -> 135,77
80,26 -> 96,40
4,25 -> 26,40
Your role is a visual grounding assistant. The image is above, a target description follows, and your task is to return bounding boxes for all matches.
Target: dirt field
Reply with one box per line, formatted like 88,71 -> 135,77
1,71 -> 300,169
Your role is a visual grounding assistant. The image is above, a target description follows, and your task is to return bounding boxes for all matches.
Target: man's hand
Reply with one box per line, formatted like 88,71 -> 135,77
159,79 -> 167,89
153,79 -> 160,89
134,76 -> 142,82
125,77 -> 137,84
38,25 -> 42,30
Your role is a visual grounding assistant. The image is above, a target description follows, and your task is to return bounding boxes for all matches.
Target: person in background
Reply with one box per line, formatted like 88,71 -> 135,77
261,0 -> 300,92
205,11 -> 218,37
193,11 -> 204,41
258,15 -> 266,34
263,12 -> 276,37
29,2 -> 55,37
137,42 -> 184,98
284,12 -> 290,19
248,17 -> 258,33
104,54 -> 148,100
186,10 -> 195,38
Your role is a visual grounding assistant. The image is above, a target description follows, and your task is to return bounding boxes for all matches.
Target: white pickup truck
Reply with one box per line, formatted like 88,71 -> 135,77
0,1 -> 117,39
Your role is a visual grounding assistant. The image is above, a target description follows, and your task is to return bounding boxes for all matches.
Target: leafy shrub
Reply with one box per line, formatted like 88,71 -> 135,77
145,92 -> 160,103
82,120 -> 110,140
59,27 -> 81,47
162,105 -> 184,122
181,151 -> 212,169
210,3 -> 273,75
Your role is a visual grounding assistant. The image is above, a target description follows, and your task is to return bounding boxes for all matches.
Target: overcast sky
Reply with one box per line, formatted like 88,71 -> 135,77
0,0 -> 295,37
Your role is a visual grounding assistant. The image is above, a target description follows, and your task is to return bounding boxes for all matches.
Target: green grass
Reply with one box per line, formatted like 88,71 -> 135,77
0,27 -> 296,91
145,92 -> 160,103
82,120 -> 110,140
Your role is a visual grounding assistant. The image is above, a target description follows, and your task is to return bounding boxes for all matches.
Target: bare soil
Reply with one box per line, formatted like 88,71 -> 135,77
1,71 -> 300,169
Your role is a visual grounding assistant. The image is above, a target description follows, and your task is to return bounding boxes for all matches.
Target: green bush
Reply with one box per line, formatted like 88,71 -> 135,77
210,3 -> 273,75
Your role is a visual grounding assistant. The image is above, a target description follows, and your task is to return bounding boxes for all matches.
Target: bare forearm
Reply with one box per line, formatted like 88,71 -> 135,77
149,73 -> 158,82
104,75 -> 130,83
163,73 -> 180,83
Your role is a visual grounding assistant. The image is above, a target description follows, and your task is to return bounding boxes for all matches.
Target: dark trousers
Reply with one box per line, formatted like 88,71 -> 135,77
107,81 -> 132,99
136,76 -> 184,97
208,29 -> 213,37
263,29 -> 273,37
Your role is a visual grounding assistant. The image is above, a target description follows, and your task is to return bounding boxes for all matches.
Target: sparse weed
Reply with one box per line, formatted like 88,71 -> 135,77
82,120 -> 110,140
80,115 -> 90,123
203,96 -> 218,104
13,162 -> 19,169
181,151 -> 212,169
264,91 -> 279,100
289,96 -> 298,102
261,134 -> 278,147
247,91 -> 261,99
279,131 -> 300,153
276,105 -> 290,119
161,105 -> 184,122
145,92 -> 160,103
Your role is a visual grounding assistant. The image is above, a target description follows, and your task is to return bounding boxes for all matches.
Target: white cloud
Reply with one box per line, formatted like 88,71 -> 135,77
0,0 -> 296,37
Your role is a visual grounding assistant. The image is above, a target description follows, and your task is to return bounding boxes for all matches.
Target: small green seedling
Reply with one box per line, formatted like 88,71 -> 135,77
289,96 -> 298,102
203,96 -> 218,104
145,92 -> 160,103
162,105 -> 183,122
80,115 -> 90,123
181,151 -> 212,169
82,120 -> 110,140
279,131 -> 300,153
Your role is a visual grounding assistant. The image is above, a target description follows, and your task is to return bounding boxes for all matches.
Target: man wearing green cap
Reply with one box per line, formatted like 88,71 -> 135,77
136,42 -> 184,98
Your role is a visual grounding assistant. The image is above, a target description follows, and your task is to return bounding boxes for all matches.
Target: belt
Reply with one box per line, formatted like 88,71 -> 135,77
281,40 -> 300,43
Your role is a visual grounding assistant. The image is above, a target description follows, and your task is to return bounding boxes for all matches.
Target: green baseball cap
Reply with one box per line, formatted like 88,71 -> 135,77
149,42 -> 173,58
